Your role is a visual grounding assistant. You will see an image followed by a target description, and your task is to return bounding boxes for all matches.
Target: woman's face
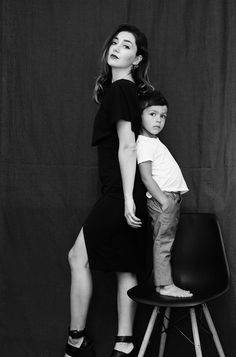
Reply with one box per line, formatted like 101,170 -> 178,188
107,31 -> 140,70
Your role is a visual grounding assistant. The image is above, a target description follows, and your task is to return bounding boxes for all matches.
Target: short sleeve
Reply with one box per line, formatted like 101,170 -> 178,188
92,80 -> 142,146
136,138 -> 156,164
108,80 -> 141,135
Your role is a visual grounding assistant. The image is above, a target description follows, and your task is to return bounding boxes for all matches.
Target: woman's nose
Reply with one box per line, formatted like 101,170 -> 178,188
113,44 -> 120,52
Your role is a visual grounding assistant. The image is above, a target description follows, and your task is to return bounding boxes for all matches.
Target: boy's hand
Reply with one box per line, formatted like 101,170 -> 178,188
160,195 -> 171,211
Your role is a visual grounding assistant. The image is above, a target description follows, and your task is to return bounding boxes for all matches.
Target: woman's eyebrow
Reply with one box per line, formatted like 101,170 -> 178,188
123,39 -> 133,45
113,37 -> 134,45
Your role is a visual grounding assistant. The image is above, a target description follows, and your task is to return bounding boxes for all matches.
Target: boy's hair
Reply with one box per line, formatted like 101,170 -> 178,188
139,90 -> 168,111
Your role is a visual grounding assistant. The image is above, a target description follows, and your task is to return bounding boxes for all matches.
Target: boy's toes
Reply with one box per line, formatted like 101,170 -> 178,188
159,284 -> 193,298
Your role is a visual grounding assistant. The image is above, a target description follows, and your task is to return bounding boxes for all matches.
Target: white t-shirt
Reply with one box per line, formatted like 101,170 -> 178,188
136,135 -> 189,198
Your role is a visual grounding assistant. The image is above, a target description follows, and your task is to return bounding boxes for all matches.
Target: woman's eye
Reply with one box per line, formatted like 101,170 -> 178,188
123,45 -> 130,49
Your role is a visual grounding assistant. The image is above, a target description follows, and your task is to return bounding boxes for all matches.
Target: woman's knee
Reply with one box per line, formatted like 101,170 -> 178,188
68,238 -> 89,271
117,272 -> 137,286
68,247 -> 77,267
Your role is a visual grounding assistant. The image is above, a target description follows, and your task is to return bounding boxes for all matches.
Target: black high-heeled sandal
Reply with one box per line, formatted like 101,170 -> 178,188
65,329 -> 94,356
111,336 -> 136,357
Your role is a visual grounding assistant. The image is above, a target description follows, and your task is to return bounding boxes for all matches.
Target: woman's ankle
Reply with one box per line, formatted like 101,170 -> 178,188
68,328 -> 85,347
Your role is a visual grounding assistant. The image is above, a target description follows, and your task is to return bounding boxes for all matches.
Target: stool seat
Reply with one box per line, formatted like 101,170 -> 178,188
128,280 -> 227,308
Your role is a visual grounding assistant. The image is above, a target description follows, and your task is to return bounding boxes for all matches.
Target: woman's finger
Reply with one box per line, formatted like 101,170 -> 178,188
130,215 -> 142,223
126,214 -> 142,227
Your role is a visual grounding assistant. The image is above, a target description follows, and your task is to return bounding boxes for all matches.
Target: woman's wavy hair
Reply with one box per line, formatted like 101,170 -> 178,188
93,24 -> 154,103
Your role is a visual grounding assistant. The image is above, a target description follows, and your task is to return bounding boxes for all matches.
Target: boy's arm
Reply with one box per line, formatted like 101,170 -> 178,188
139,161 -> 169,209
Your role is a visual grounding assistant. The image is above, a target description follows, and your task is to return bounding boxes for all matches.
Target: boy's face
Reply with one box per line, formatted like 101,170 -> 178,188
141,105 -> 168,138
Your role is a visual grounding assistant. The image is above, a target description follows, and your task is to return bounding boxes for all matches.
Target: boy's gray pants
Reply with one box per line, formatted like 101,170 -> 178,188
147,191 -> 182,287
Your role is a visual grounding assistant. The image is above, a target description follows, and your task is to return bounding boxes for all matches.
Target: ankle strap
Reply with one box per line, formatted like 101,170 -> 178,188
68,328 -> 85,339
116,336 -> 133,343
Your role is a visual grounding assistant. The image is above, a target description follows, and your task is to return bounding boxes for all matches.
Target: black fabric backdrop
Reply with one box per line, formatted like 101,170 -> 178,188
1,0 -> 236,356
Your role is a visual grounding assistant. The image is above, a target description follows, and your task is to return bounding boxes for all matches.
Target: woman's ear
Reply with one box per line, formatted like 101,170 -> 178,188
133,55 -> 142,66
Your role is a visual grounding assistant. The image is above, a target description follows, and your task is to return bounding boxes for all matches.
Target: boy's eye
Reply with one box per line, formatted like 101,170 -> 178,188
161,115 -> 167,119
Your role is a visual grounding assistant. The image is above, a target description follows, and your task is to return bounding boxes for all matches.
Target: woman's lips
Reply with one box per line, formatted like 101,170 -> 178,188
110,54 -> 119,59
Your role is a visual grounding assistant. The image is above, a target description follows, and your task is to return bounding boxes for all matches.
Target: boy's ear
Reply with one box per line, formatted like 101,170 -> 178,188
133,55 -> 142,66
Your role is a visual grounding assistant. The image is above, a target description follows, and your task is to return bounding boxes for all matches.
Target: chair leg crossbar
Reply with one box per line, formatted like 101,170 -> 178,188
138,304 -> 226,357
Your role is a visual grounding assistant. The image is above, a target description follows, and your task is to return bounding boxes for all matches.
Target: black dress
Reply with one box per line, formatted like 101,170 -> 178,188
83,79 -> 147,272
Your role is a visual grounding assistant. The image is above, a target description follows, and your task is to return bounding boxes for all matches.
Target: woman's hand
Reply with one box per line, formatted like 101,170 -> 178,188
124,197 -> 142,229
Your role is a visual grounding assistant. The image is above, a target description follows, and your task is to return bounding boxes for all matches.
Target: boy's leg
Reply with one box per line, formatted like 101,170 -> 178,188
148,193 -> 193,297
147,193 -> 180,287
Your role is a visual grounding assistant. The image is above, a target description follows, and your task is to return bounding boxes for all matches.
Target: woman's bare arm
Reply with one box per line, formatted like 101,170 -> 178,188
117,120 -> 142,228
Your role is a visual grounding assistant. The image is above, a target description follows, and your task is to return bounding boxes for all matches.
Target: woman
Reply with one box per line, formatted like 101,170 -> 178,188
65,24 -> 153,357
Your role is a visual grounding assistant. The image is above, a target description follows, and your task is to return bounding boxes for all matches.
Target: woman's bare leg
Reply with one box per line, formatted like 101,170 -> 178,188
114,272 -> 137,353
66,228 -> 92,350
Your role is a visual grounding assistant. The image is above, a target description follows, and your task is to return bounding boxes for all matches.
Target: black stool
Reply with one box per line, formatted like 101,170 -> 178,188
128,213 -> 230,356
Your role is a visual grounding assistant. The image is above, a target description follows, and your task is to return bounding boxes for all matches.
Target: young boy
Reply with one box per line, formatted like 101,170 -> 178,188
136,90 -> 192,298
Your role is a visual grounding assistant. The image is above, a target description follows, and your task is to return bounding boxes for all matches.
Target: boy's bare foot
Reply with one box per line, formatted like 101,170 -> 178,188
156,284 -> 193,298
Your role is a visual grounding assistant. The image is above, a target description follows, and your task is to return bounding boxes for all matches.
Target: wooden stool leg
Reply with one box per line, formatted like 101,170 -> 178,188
190,308 -> 203,357
138,306 -> 159,357
202,303 -> 225,357
158,307 -> 171,357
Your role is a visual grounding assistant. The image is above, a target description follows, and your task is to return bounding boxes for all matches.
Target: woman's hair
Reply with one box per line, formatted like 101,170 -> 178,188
93,24 -> 154,103
139,90 -> 168,111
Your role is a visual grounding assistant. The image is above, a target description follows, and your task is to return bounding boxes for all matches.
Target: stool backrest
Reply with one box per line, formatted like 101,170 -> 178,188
171,213 -> 230,295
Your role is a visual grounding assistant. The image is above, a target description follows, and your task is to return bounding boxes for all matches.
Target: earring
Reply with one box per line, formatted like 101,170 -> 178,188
132,64 -> 139,71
